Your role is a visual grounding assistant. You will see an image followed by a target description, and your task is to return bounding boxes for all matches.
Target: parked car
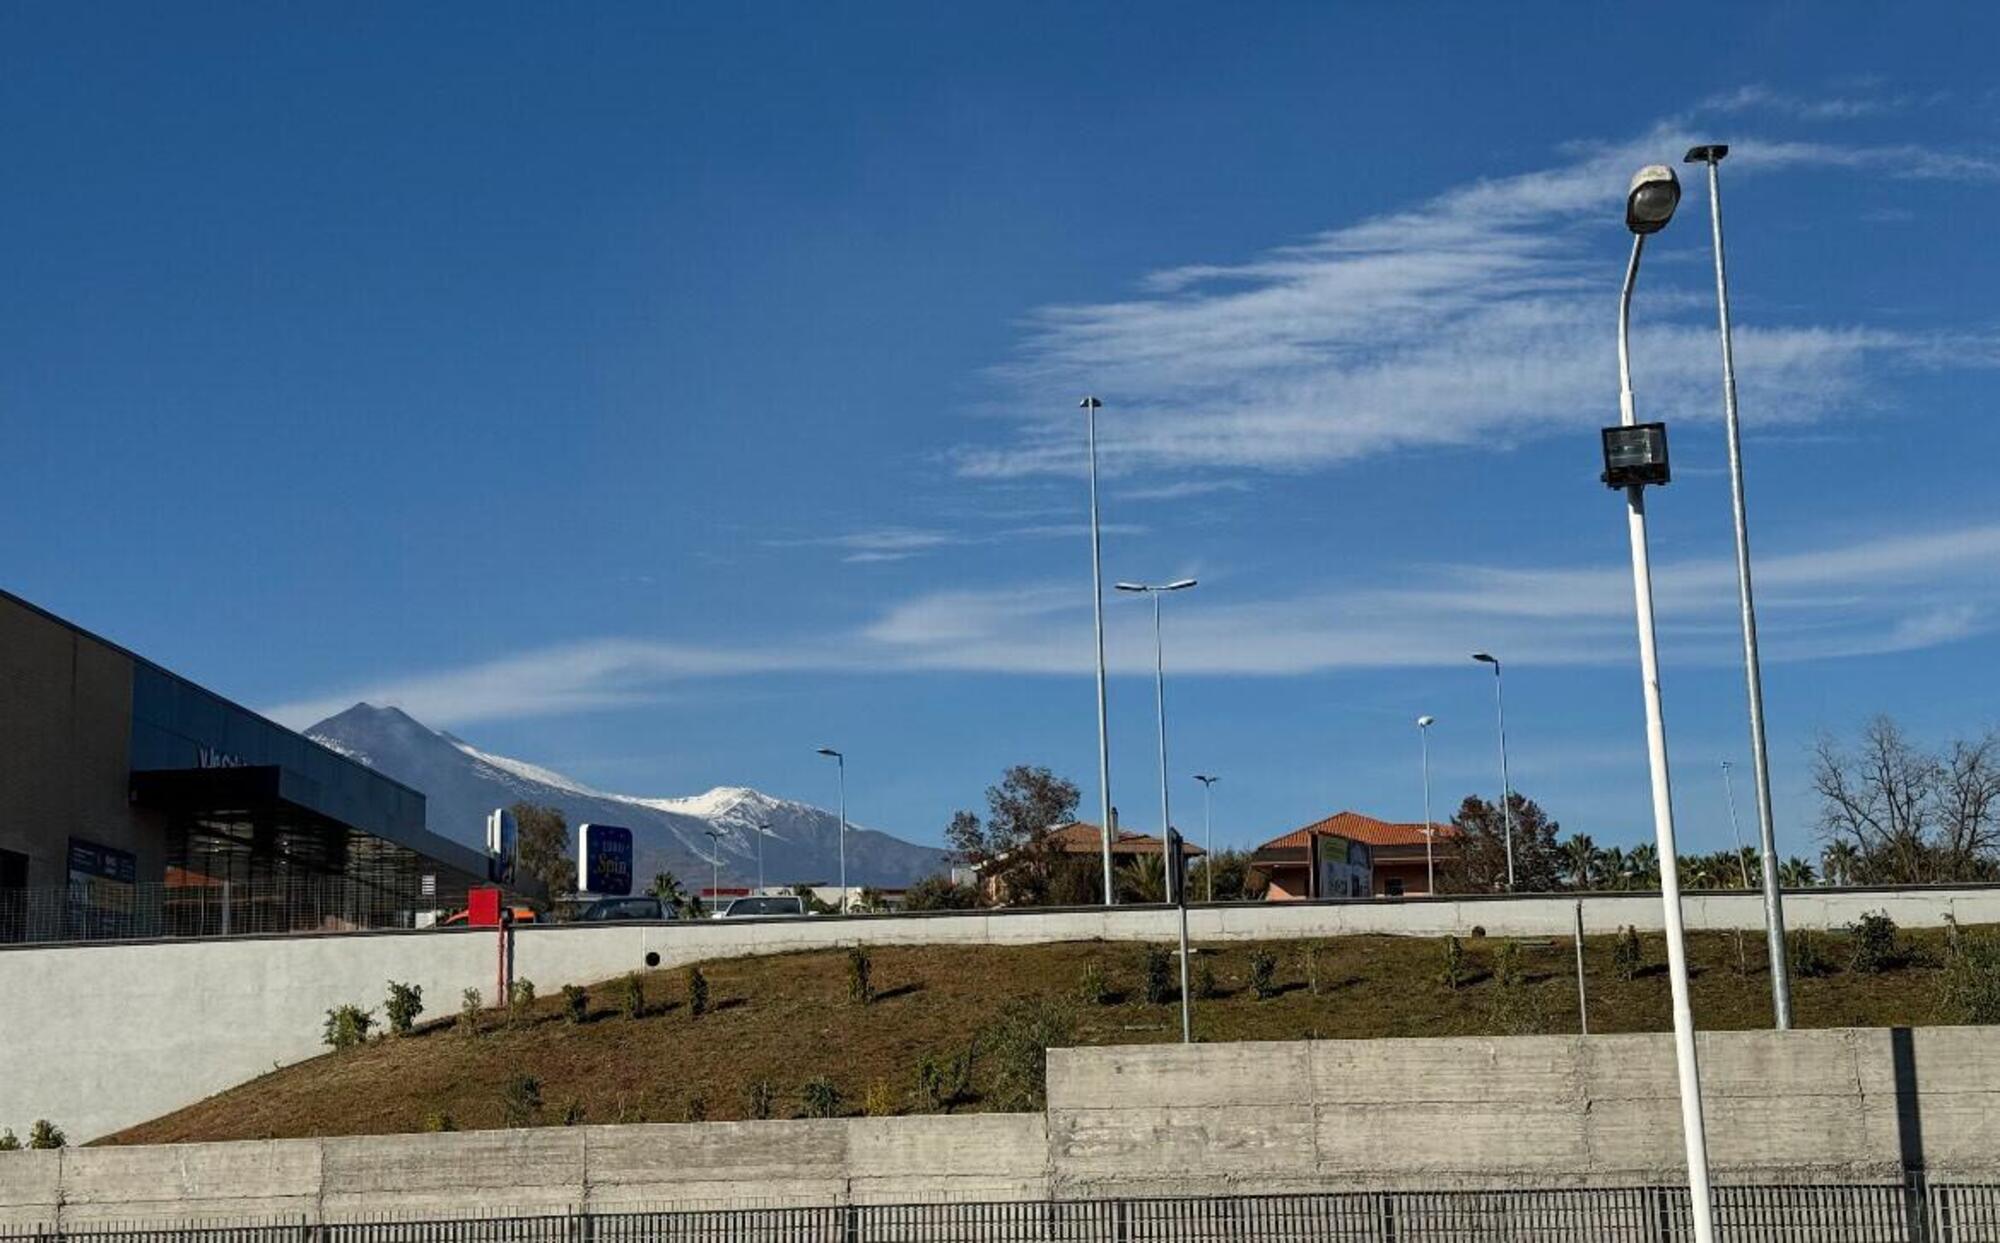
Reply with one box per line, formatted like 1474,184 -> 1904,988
577,896 -> 675,922
720,894 -> 806,918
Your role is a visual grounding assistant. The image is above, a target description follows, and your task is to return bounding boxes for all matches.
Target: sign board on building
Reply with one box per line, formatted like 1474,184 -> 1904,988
486,808 -> 517,884
67,838 -> 137,886
1312,833 -> 1373,900
578,823 -> 634,896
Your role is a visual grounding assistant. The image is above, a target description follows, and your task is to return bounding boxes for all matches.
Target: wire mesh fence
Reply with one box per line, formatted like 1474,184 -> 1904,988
0,875 -> 479,945
10,1178 -> 2000,1243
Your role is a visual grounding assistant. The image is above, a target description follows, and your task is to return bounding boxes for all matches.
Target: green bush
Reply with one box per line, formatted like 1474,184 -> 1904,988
1249,948 -> 1280,1000
562,983 -> 589,1024
0,1130 -> 18,1152
1440,936 -> 1466,991
1612,926 -> 1643,982
863,1080 -> 896,1117
914,1041 -> 977,1114
27,1120 -> 65,1150
499,1074 -> 542,1127
458,987 -> 483,1037
1195,959 -> 1219,1000
684,1093 -> 709,1123
687,965 -> 710,1018
1304,942 -> 1332,995
508,978 -> 537,1027
421,1110 -> 458,1133
1494,940 -> 1525,990
619,973 -> 645,1020
558,1097 -> 586,1126
1790,929 -> 1834,978
801,1075 -> 842,1119
1848,911 -> 1901,974
322,1004 -> 374,1051
1142,944 -> 1173,1005
984,997 -> 1076,1112
1078,961 -> 1112,1006
744,1078 -> 775,1120
847,946 -> 874,1005
1937,935 -> 2000,1024
385,981 -> 424,1036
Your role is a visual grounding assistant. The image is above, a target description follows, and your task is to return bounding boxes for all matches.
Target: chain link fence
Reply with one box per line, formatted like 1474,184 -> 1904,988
0,875 -> 478,945
8,1180 -> 2000,1242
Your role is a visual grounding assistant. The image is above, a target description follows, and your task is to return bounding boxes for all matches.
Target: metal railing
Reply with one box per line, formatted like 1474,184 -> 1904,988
9,1179 -> 2000,1243
0,876 -> 478,945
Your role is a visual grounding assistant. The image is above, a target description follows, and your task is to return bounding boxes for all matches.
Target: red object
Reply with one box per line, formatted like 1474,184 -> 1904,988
467,886 -> 503,928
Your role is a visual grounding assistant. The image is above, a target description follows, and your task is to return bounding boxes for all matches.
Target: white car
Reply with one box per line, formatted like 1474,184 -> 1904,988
720,894 -> 807,917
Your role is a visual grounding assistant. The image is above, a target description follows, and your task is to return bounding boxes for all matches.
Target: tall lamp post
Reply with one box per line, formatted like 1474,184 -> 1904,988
702,827 -> 723,917
815,747 -> 847,913
1115,579 -> 1197,906
1720,761 -> 1754,889
1607,162 -> 1715,1243
1470,653 -> 1515,889
1685,143 -> 1793,1030
1417,716 -> 1437,895
1081,396 -> 1117,907
1192,774 -> 1219,901
754,818 -> 771,893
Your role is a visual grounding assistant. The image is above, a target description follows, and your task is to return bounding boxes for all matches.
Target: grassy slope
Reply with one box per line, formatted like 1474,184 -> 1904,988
108,925 -> 1977,1144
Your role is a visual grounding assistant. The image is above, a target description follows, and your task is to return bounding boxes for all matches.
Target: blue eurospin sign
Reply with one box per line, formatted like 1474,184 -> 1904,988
578,823 -> 634,896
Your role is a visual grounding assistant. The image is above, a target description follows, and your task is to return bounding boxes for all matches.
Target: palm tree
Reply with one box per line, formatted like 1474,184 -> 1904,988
1598,846 -> 1629,891
649,870 -> 692,917
1821,841 -> 1860,887
1561,834 -> 1600,890
1119,853 -> 1168,904
1778,857 -> 1818,888
1625,843 -> 1660,890
1680,854 -> 1719,890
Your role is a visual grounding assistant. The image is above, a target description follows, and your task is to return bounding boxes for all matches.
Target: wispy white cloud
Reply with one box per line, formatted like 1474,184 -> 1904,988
1697,84 -> 1918,121
1115,479 -> 1252,502
269,521 -> 2000,728
766,522 -> 1145,563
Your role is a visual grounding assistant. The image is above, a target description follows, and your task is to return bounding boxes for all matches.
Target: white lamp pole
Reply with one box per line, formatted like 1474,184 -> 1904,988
1471,653 -> 1515,889
1615,162 -> 1715,1243
816,747 -> 847,912
1417,716 -> 1437,894
1116,579 -> 1197,907
754,819 -> 770,893
1193,774 -> 1218,901
703,827 -> 723,917
1685,143 -> 1793,1030
1080,397 -> 1117,907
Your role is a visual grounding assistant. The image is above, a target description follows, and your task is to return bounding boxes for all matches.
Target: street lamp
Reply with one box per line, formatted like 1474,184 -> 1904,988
1416,716 -> 1437,895
1192,774 -> 1219,901
1470,653 -> 1515,889
702,827 -> 724,917
816,747 -> 847,913
1611,161 -> 1716,1243
753,818 -> 772,893
1115,579 -> 1197,908
1080,397 -> 1118,908
1685,143 -> 1793,1030
1720,761 -> 1754,889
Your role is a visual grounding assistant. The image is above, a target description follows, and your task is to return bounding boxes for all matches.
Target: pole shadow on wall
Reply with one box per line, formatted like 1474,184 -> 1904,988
1890,1026 -> 1927,1240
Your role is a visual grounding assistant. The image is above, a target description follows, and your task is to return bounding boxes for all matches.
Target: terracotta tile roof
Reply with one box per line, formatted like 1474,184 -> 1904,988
1046,821 -> 1206,857
1255,810 -> 1457,852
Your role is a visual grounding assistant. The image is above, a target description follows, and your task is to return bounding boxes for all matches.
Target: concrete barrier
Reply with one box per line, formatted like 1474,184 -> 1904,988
5,1028 -> 1998,1225
4,886 -> 1997,1143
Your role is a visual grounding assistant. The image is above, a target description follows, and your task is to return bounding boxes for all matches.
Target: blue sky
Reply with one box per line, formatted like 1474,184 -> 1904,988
5,4 -> 1999,861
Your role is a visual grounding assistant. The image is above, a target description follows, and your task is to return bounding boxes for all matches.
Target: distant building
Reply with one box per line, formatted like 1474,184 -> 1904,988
1252,811 -> 1457,899
976,820 -> 1204,904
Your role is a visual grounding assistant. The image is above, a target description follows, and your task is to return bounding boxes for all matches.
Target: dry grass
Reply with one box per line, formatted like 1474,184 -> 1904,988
105,924 -> 1981,1144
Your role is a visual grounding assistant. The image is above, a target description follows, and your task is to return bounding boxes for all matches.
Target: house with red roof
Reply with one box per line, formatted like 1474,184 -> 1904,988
974,819 -> 1204,904
1251,811 -> 1458,899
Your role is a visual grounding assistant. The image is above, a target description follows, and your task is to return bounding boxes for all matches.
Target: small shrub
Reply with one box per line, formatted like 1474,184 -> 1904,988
863,1079 -> 897,1117
684,1093 -> 709,1123
0,1130 -> 18,1152
915,1042 -> 977,1114
1937,935 -> 2000,1024
1612,926 -> 1643,982
384,981 -> 424,1036
1248,948 -> 1279,1000
1790,929 -> 1834,978
1494,940 -> 1525,990
619,972 -> 645,1020
1848,911 -> 1901,974
26,1121 -> 65,1150
421,1110 -> 458,1133
801,1075 -> 842,1119
559,1097 -> 586,1126
562,983 -> 589,1025
322,1004 -> 375,1051
458,988 -> 483,1037
1195,959 -> 1219,1000
1142,944 -> 1173,1005
1440,936 -> 1466,991
847,946 -> 875,1005
985,997 -> 1076,1111
687,965 -> 710,1018
1078,961 -> 1113,1006
744,1078 -> 775,1120
499,1074 -> 543,1127
1469,925 -> 1487,939
1304,942 -> 1332,995
509,978 -> 536,1026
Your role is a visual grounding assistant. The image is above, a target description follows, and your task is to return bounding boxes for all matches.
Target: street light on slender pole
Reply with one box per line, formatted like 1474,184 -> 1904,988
1685,142 -> 1794,1031
1470,653 -> 1515,889
1417,716 -> 1437,895
1081,396 -> 1117,908
1720,761 -> 1754,890
754,818 -> 771,893
1610,161 -> 1716,1243
1116,579 -> 1197,911
1192,774 -> 1218,901
816,747 -> 847,912
703,827 -> 723,917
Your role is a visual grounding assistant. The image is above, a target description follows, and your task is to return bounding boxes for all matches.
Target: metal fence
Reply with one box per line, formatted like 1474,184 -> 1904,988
10,1181 -> 2000,1243
0,875 -> 477,945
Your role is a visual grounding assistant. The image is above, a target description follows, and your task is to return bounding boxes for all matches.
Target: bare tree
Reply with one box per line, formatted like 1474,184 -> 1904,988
1812,716 -> 2000,884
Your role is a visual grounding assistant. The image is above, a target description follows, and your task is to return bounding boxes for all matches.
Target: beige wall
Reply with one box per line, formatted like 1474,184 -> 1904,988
0,595 -> 160,891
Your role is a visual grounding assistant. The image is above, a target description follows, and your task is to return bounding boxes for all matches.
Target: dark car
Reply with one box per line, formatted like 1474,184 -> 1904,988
577,896 -> 674,922
721,894 -> 807,918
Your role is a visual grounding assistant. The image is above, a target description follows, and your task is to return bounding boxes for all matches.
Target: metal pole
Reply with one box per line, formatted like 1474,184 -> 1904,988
1574,898 -> 1589,1036
1721,761 -> 1753,889
1620,230 -> 1715,1243
1177,891 -> 1193,1043
1083,396 -> 1117,907
1690,148 -> 1793,1030
1493,664 -> 1516,889
1152,592 -> 1173,906
1420,719 -> 1436,895
1195,776 -> 1218,902
836,756 -> 848,913
756,821 -> 766,893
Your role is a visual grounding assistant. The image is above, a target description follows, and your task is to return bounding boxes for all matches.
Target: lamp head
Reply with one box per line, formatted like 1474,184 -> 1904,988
1079,395 -> 1102,410
1114,582 -> 1146,593
1165,578 -> 1198,591
1626,165 -> 1681,235
816,747 -> 841,758
1472,652 -> 1498,666
1683,144 -> 1729,165
1417,715 -> 1435,728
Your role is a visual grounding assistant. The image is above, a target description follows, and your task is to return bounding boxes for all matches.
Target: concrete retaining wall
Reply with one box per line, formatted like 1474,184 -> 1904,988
4,887 -> 1997,1143
4,1028 -> 1997,1225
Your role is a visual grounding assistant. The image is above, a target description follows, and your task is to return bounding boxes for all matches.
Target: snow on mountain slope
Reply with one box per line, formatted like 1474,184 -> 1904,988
304,703 -> 948,888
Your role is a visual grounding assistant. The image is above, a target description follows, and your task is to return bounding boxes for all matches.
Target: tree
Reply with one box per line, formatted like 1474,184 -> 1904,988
649,871 -> 694,918
902,873 -> 982,911
1190,849 -> 1268,902
1118,853 -> 1167,904
1778,857 -> 1819,888
1561,833 -> 1601,890
1813,717 -> 2000,884
512,802 -> 576,898
944,765 -> 1081,906
1439,793 -> 1562,893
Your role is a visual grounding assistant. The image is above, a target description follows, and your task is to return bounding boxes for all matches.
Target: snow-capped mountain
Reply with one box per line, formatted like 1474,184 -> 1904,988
306,703 -> 948,888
